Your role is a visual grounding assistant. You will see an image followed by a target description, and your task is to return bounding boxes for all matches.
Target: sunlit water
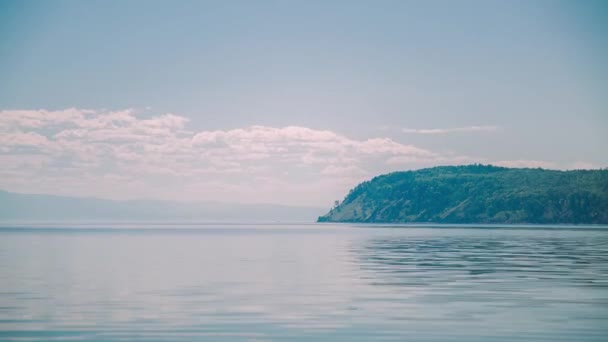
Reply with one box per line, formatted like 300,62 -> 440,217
1,223 -> 607,341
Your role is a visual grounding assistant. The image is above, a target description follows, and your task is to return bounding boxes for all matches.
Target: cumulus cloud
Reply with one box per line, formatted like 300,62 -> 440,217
569,161 -> 600,170
493,160 -> 557,169
320,165 -> 367,176
402,125 -> 499,134
0,108 -> 457,204
1,131 -> 51,148
1,109 -> 599,204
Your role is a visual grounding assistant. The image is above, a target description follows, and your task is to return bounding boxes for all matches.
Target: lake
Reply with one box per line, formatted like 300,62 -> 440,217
0,223 -> 607,341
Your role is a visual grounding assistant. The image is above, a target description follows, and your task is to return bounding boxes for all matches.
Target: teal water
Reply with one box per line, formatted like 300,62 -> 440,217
0,223 -> 607,341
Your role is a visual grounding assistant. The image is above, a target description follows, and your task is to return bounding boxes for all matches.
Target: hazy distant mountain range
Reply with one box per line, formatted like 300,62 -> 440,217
319,165 -> 608,224
4,165 -> 607,224
0,190 -> 325,222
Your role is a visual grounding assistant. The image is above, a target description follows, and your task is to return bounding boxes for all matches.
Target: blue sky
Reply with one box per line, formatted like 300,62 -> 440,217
0,0 -> 606,205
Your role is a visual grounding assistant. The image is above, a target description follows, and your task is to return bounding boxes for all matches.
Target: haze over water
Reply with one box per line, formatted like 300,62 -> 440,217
1,224 -> 607,341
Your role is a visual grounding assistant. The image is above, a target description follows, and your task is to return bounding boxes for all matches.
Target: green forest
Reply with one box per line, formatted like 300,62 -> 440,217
318,165 -> 608,224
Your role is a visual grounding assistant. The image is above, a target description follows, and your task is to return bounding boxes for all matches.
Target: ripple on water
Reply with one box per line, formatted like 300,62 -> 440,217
0,225 -> 607,341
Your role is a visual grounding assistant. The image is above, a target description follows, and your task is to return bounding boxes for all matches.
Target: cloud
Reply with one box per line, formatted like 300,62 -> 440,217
569,161 -> 600,170
0,108 -> 458,205
492,160 -> 604,171
1,131 -> 51,148
402,125 -> 499,134
2,108 -> 598,204
493,160 -> 557,169
320,165 -> 367,176
386,154 -> 475,166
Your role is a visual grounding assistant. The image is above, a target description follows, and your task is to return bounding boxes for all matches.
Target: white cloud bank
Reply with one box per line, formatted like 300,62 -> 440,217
493,160 -> 603,170
493,159 -> 557,169
402,125 -> 499,134
0,109 -> 465,205
0,109 -> 598,205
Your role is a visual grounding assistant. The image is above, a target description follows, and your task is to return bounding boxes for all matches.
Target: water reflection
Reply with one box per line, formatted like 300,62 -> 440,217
0,225 -> 607,341
350,231 -> 608,339
356,235 -> 608,285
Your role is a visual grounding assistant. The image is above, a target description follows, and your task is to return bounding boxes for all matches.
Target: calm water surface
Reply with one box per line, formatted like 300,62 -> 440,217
0,223 -> 607,341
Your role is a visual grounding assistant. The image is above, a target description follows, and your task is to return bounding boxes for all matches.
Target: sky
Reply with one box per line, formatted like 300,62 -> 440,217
0,0 -> 607,206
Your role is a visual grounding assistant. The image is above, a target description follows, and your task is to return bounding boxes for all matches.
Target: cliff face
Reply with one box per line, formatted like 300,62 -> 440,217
318,165 -> 608,224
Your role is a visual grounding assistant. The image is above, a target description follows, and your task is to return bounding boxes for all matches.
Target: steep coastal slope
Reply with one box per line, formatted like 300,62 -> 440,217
318,165 -> 608,224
